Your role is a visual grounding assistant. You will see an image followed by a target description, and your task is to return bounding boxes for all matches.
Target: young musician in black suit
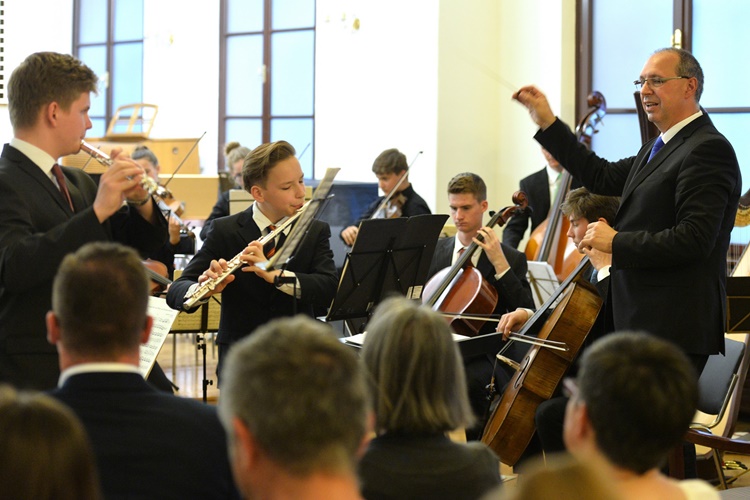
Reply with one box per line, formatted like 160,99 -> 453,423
513,48 -> 741,377
340,148 -> 430,246
166,140 -> 338,378
0,52 -> 167,390
502,148 -> 569,249
426,172 -> 534,439
48,242 -> 238,499
497,187 -> 620,456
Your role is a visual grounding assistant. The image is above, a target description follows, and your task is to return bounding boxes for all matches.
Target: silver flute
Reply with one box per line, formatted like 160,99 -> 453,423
79,140 -> 165,197
182,200 -> 310,310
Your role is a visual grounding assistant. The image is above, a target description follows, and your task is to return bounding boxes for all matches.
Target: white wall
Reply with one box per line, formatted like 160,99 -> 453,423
0,0 -> 74,140
0,0 -> 575,215
315,0 -> 439,209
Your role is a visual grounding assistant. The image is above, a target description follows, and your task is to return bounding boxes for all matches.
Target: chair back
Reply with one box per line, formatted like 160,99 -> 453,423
695,338 -> 745,429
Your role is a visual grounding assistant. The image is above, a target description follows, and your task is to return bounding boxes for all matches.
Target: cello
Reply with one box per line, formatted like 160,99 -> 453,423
422,192 -> 528,337
480,256 -> 602,465
524,92 -> 607,281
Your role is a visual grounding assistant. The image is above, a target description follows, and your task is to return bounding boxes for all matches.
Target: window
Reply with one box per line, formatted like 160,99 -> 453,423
73,0 -> 144,137
577,0 -> 750,254
219,0 -> 316,177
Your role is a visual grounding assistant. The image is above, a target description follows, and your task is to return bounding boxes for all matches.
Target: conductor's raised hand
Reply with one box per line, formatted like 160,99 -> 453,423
197,258 -> 236,296
579,221 -> 617,254
512,85 -> 557,130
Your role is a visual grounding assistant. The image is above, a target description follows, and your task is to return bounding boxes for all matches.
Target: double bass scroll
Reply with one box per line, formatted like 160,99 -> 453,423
524,92 -> 607,282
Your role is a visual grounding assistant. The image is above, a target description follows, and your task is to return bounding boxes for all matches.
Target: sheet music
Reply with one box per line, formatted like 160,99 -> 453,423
341,331 -> 469,348
140,296 -> 180,377
527,261 -> 560,309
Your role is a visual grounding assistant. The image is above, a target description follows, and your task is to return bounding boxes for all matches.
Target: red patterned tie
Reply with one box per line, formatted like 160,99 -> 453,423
264,225 -> 278,258
51,163 -> 74,212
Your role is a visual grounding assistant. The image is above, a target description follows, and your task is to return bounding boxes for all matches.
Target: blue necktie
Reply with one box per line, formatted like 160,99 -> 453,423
647,136 -> 665,163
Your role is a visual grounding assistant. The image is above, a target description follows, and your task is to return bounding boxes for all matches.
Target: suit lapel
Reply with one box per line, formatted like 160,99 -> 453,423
236,204 -> 261,244
5,146 -> 74,215
620,113 -> 710,204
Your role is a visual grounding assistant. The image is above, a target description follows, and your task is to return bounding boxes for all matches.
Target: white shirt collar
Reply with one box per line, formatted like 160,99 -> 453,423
546,164 -> 561,187
451,236 -> 480,267
58,362 -> 142,387
252,201 -> 290,233
661,109 -> 703,144
10,137 -> 58,178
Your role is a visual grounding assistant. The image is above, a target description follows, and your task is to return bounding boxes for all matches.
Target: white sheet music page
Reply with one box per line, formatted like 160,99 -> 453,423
139,296 -> 180,377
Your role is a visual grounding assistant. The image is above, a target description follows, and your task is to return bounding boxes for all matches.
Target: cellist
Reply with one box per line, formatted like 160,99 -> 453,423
426,172 -> 534,440
497,187 -> 619,457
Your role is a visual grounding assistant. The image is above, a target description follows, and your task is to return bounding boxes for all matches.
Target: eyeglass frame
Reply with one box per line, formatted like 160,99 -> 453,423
633,76 -> 688,90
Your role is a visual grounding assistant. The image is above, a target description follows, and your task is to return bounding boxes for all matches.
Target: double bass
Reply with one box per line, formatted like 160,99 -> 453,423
524,92 -> 607,281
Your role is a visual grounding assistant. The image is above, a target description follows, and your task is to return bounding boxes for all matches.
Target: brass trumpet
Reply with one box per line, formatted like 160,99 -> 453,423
79,140 -> 167,198
182,200 -> 311,310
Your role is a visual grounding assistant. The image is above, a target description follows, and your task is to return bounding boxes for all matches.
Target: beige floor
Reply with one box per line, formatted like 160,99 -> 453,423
157,334 -> 750,491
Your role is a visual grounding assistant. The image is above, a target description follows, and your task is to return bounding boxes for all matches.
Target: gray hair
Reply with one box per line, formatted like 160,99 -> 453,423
362,297 -> 475,434
218,316 -> 369,475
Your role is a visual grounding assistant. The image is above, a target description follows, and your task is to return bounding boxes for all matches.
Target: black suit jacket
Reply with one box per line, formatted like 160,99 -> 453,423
0,145 -> 167,389
51,372 -> 239,500
427,236 -> 534,335
199,189 -> 232,240
168,205 -> 338,346
502,168 -> 550,249
537,114 -> 741,355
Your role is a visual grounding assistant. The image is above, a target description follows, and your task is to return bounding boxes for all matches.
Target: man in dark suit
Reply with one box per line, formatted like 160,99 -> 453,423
513,47 -> 741,377
218,316 -> 369,499
0,52 -> 167,390
167,140 -> 338,378
48,242 -> 238,499
426,172 -> 534,439
502,148 -> 565,249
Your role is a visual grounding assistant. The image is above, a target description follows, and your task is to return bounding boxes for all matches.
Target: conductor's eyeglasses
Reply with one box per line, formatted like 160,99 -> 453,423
633,76 -> 687,90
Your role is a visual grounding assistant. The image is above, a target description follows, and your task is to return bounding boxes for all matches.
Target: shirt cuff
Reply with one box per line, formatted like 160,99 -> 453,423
597,265 -> 611,282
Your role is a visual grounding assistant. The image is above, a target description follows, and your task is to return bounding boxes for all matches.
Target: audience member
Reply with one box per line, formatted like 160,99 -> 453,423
48,242 -> 238,499
218,315 -> 369,500
0,384 -> 101,500
563,332 -> 719,499
359,297 -> 501,500
491,454 -> 621,500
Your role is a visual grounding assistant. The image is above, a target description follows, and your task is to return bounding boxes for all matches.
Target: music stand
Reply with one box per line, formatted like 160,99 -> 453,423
169,295 -> 221,403
527,260 -> 559,309
727,276 -> 750,333
326,214 -> 448,332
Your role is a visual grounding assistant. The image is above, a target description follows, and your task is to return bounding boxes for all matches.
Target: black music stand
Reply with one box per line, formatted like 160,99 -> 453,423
727,277 -> 750,333
327,214 -> 448,332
